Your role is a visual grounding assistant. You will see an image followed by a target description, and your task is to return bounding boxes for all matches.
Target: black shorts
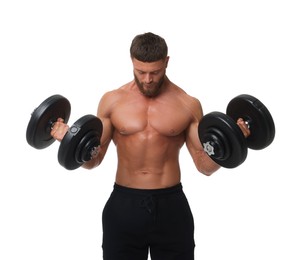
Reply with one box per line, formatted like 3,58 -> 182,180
102,183 -> 195,260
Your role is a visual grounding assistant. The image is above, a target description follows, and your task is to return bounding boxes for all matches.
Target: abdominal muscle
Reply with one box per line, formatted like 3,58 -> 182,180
114,130 -> 184,189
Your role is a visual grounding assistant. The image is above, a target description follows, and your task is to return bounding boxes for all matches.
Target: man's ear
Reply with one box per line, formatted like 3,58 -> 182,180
165,56 -> 170,68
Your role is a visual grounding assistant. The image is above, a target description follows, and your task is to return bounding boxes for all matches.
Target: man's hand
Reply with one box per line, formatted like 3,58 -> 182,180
50,118 -> 69,141
237,118 -> 251,138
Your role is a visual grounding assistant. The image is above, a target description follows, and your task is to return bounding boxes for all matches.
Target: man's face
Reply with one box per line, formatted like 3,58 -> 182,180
132,58 -> 169,97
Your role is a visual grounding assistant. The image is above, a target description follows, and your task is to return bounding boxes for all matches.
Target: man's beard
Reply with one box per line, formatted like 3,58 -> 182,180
134,74 -> 165,97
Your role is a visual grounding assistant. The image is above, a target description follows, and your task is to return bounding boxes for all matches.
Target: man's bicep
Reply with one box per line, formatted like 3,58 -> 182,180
185,121 -> 204,159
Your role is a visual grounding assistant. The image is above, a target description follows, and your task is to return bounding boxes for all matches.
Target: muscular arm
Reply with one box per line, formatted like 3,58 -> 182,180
185,98 -> 221,176
82,92 -> 114,169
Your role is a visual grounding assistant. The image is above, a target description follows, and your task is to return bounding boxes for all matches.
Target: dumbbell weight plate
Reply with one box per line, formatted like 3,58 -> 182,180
26,95 -> 71,149
198,112 -> 248,168
226,94 -> 275,150
58,114 -> 103,170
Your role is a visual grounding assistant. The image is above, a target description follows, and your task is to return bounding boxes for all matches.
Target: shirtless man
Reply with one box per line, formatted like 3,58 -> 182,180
51,32 -> 250,260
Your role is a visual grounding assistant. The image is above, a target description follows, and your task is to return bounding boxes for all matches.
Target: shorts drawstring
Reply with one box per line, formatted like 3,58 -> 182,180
140,195 -> 157,222
140,195 -> 156,214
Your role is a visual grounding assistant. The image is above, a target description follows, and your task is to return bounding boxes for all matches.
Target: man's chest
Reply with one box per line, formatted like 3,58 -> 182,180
111,100 -> 191,136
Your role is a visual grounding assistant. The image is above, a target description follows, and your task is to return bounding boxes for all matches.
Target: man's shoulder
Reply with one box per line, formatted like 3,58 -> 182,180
166,83 -> 202,120
99,81 -> 135,110
169,83 -> 201,106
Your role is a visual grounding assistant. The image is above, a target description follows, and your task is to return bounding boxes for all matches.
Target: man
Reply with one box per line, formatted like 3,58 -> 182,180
51,32 -> 250,260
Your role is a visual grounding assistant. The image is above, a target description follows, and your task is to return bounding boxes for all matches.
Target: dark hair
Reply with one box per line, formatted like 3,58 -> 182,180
130,32 -> 168,62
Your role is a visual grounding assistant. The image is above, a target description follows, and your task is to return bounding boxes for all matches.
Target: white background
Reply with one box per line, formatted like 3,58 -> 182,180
1,0 -> 292,259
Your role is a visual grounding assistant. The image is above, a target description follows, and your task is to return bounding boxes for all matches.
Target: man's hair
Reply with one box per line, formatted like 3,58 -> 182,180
130,32 -> 168,62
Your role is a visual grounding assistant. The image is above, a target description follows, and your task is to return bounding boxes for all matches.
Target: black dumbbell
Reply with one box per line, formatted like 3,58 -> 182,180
198,94 -> 275,168
26,94 -> 103,170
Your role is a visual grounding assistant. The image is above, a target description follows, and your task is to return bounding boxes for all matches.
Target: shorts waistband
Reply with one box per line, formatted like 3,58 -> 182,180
113,182 -> 183,197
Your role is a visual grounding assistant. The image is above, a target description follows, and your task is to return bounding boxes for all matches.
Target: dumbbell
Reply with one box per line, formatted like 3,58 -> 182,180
26,94 -> 103,170
198,94 -> 275,168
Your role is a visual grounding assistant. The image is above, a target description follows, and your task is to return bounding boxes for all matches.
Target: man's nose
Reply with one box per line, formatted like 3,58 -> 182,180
145,73 -> 153,84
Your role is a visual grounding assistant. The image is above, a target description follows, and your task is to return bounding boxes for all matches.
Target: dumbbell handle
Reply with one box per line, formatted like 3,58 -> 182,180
49,120 -> 56,129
